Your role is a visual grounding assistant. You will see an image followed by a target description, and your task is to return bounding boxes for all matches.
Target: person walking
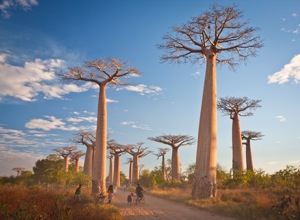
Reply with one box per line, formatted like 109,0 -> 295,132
74,184 -> 82,201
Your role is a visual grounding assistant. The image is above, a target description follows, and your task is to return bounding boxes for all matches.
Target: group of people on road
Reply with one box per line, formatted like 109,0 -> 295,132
74,183 -> 145,205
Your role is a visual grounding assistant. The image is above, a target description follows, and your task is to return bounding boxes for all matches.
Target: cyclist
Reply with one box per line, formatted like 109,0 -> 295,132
135,183 -> 145,203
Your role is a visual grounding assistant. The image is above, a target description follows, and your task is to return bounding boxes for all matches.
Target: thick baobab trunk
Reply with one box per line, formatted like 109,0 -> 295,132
132,155 -> 139,185
109,156 -> 113,184
171,147 -> 180,180
129,160 -> 133,186
113,154 -> 121,187
83,146 -> 93,176
92,85 -> 107,194
192,52 -> 217,199
162,155 -> 166,180
64,156 -> 69,172
232,113 -> 244,171
245,140 -> 254,171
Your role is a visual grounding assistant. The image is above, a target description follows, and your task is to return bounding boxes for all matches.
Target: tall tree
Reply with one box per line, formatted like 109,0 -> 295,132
107,153 -> 114,184
125,158 -> 133,186
158,4 -> 263,198
53,146 -> 77,172
218,97 -> 261,171
126,143 -> 152,185
153,148 -> 170,181
70,150 -> 85,172
61,58 -> 140,194
107,140 -> 126,187
71,131 -> 96,176
241,130 -> 264,171
149,134 -> 195,181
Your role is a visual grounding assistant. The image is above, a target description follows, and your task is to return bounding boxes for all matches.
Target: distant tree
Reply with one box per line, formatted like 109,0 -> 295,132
149,134 -> 195,181
125,158 -> 133,186
107,140 -> 127,187
153,148 -> 170,181
218,97 -> 261,171
126,143 -> 152,185
53,146 -> 77,172
242,130 -> 264,171
71,131 -> 95,176
158,4 -> 263,198
61,58 -> 140,194
70,150 -> 85,172
107,153 -> 114,184
12,167 -> 25,176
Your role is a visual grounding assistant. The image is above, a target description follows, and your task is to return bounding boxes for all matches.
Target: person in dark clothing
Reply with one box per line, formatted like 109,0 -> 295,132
135,183 -> 145,203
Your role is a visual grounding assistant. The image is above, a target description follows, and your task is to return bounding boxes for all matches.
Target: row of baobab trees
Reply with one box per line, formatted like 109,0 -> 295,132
51,94 -> 264,190
59,4 -> 263,198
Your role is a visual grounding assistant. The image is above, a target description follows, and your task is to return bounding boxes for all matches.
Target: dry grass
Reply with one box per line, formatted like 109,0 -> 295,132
149,187 -> 300,220
0,184 -> 121,220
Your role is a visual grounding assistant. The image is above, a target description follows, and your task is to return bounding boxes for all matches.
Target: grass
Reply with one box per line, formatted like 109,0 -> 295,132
0,184 -> 121,220
149,187 -> 300,220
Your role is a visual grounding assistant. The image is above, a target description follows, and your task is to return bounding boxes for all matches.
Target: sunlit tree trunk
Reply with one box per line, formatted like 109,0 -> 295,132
129,160 -> 133,186
64,156 -> 69,172
162,155 -> 166,180
113,154 -> 121,187
83,146 -> 93,176
245,139 -> 254,171
171,147 -> 180,180
92,84 -> 107,194
132,155 -> 139,185
109,156 -> 114,184
75,158 -> 80,172
192,52 -> 217,199
232,113 -> 244,171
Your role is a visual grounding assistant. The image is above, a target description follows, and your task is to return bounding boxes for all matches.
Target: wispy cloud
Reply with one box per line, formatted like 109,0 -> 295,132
0,53 -> 91,102
267,54 -> 300,84
25,116 -> 79,131
292,13 -> 298,17
268,161 -> 278,165
121,121 -> 152,130
0,0 -> 38,19
107,98 -> 118,103
123,84 -> 162,96
274,116 -> 286,122
191,70 -> 201,77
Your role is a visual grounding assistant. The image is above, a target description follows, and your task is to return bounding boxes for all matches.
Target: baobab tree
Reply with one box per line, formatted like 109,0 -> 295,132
107,153 -> 114,184
242,130 -> 264,171
218,97 -> 261,171
12,167 -> 25,176
149,134 -> 195,181
153,148 -> 170,181
107,140 -> 127,187
125,158 -> 133,186
53,146 -> 77,172
71,131 -> 96,176
126,143 -> 152,185
61,58 -> 140,194
158,4 -> 263,198
70,150 -> 85,172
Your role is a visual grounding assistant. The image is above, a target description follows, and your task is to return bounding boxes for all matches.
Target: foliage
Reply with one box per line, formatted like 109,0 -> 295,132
0,184 -> 121,220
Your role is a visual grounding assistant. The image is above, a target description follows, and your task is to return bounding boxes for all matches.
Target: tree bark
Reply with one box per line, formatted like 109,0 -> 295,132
232,113 -> 244,171
109,156 -> 113,184
192,51 -> 217,199
245,139 -> 254,171
132,155 -> 139,185
129,160 -> 133,186
75,159 -> 79,172
92,85 -> 107,194
162,155 -> 166,180
113,154 -> 121,187
171,147 -> 180,180
83,146 -> 93,176
64,156 -> 69,172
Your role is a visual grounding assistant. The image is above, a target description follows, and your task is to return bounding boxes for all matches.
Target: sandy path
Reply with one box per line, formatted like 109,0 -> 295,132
112,190 -> 235,220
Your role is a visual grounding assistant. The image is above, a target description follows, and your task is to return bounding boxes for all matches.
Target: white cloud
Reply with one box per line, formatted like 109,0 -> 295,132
0,54 -> 91,101
191,70 -> 201,77
25,116 -> 79,131
292,13 -> 298,17
0,0 -> 38,19
268,54 -> 300,84
106,98 -> 118,103
67,116 -> 97,124
123,84 -> 162,96
121,121 -> 152,130
274,115 -> 286,122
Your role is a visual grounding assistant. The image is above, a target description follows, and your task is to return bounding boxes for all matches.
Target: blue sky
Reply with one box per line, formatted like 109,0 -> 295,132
0,0 -> 299,177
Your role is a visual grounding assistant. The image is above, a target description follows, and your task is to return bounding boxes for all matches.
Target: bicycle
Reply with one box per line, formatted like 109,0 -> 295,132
135,193 -> 145,204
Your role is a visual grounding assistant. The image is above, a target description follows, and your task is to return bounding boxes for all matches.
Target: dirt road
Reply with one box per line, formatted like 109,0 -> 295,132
112,190 -> 235,220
